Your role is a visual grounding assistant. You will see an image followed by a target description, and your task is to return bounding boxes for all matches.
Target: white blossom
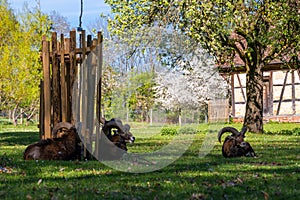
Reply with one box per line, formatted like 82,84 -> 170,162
154,48 -> 228,111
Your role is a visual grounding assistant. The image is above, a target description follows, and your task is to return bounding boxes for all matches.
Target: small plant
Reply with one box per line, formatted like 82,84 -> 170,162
291,127 -> 300,136
160,126 -> 178,136
264,127 -> 300,136
178,126 -> 197,134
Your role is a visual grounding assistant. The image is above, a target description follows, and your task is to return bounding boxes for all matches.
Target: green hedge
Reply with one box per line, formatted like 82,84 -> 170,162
160,127 -> 178,136
264,127 -> 300,136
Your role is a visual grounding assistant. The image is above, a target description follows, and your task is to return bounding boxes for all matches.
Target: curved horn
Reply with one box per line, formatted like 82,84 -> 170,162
240,126 -> 247,136
218,126 -> 240,143
123,124 -> 130,132
102,118 -> 126,136
52,122 -> 73,135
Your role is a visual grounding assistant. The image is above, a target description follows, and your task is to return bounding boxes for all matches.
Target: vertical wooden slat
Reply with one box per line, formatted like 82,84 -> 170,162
76,30 -> 86,124
82,30 -> 94,159
81,30 -> 86,58
87,35 -> 92,48
97,32 -> 103,122
81,54 -> 87,158
95,32 -> 103,159
60,34 -> 68,122
39,80 -> 44,139
64,38 -> 71,122
51,32 -> 61,136
69,31 -> 77,124
42,36 -> 51,139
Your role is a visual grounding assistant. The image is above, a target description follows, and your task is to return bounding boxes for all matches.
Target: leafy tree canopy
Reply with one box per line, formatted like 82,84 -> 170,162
105,0 -> 300,133
0,0 -> 51,124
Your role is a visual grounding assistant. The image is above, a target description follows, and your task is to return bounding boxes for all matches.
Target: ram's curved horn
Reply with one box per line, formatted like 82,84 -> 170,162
240,126 -> 247,136
52,122 -> 74,135
123,124 -> 130,132
102,118 -> 126,136
218,126 -> 240,143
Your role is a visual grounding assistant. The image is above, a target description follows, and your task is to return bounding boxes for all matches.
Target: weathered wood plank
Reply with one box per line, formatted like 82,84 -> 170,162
42,36 -> 51,139
51,32 -> 61,135
39,80 -> 44,139
97,32 -> 103,122
69,31 -> 77,124
60,34 -> 68,122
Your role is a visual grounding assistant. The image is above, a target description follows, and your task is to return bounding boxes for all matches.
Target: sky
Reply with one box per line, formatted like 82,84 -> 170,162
8,0 -> 111,30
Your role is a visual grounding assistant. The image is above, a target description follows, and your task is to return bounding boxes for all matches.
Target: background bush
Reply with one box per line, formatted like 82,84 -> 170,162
264,127 -> 300,136
160,126 -> 178,136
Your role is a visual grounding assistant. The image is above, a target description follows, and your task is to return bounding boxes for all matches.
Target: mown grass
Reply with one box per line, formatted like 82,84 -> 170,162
0,121 -> 299,200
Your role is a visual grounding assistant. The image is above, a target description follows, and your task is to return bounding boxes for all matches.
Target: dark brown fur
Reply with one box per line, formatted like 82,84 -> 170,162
24,123 -> 81,160
218,126 -> 256,158
96,118 -> 135,160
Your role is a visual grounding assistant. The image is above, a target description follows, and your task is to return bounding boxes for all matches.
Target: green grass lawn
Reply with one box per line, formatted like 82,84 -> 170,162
0,121 -> 299,200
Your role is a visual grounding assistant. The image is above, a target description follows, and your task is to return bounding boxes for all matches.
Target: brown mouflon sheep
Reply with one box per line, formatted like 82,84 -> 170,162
23,122 -> 81,160
96,118 -> 135,160
218,126 -> 256,158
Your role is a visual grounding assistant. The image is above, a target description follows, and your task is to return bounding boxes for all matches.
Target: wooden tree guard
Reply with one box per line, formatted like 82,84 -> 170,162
40,30 -> 103,140
208,99 -> 229,123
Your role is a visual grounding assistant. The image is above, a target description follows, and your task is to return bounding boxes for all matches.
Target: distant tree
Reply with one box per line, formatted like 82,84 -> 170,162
105,0 -> 300,133
155,48 -> 228,125
128,71 -> 155,122
99,26 -> 162,120
0,0 -> 19,112
49,10 -> 70,36
101,65 -> 121,118
87,15 -> 109,38
0,1 -> 51,125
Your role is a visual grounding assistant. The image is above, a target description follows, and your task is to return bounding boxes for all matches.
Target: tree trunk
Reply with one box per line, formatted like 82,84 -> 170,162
178,108 -> 182,126
12,104 -> 19,126
243,64 -> 264,133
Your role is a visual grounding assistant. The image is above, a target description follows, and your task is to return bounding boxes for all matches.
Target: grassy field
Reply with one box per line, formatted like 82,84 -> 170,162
0,120 -> 299,200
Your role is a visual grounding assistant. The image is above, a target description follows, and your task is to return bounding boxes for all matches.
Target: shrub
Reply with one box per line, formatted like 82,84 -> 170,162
292,128 -> 300,136
264,127 -> 300,136
160,127 -> 178,136
178,127 -> 197,135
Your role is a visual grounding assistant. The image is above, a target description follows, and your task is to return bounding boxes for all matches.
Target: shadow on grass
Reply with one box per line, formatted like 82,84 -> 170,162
0,127 -> 299,200
0,131 -> 39,146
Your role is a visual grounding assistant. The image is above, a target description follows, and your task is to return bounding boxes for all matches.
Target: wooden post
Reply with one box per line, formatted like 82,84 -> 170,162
39,80 -> 44,139
60,34 -> 68,122
95,32 -> 103,159
69,31 -> 76,124
42,36 -> 51,139
64,38 -> 71,123
81,41 -> 88,158
97,32 -> 103,122
51,32 -> 61,135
